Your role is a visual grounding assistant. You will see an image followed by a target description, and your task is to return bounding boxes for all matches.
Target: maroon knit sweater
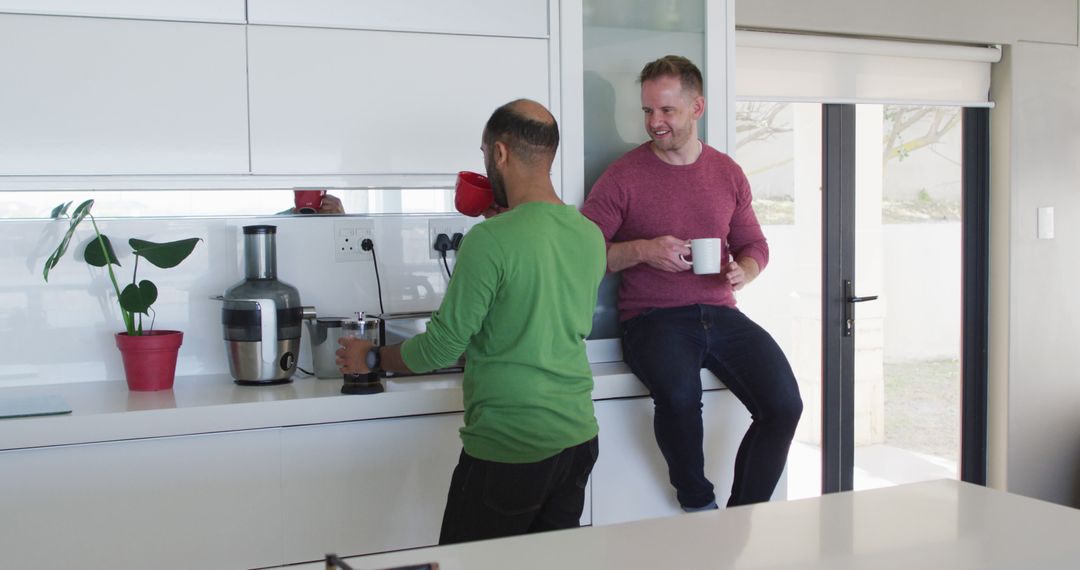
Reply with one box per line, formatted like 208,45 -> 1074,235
581,142 -> 769,321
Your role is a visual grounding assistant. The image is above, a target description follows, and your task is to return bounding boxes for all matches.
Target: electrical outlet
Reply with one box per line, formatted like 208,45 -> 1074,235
334,220 -> 374,262
428,218 -> 468,260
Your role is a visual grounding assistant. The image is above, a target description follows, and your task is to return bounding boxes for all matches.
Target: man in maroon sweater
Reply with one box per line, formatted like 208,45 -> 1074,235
581,55 -> 803,510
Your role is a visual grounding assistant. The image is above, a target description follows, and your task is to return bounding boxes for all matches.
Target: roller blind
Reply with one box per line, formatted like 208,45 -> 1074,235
735,30 -> 1001,107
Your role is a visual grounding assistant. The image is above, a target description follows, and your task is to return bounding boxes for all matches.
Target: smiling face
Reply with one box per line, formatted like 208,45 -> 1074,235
640,75 -> 704,154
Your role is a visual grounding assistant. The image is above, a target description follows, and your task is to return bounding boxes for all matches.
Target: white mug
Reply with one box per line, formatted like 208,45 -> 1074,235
679,238 -> 723,275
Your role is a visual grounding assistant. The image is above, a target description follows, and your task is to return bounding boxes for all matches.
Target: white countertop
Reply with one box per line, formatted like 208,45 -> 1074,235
295,479 -> 1080,570
0,363 -> 726,450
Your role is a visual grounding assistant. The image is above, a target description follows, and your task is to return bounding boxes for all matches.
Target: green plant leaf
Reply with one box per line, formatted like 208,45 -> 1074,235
70,199 -> 94,221
42,199 -> 96,282
83,235 -> 121,267
129,237 -> 201,269
49,201 -> 72,219
119,280 -> 158,315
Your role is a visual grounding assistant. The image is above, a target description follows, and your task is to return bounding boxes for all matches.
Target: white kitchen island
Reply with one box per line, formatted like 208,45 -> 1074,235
0,363 -> 749,569
296,479 -> 1080,570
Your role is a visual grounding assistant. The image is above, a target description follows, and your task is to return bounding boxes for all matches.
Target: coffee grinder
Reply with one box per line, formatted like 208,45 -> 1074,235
339,317 -> 383,394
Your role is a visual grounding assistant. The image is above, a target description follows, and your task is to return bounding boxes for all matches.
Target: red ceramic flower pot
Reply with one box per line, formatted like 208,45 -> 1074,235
115,330 -> 183,391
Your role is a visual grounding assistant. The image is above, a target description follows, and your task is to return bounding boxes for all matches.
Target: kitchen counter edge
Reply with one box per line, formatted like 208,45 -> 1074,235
0,363 -> 727,450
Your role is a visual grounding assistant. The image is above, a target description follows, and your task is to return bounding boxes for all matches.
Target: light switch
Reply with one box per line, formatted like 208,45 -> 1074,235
1038,207 -> 1055,240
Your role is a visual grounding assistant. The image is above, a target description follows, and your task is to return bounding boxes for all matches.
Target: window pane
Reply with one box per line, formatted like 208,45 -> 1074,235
853,104 -> 961,490
735,101 -> 823,499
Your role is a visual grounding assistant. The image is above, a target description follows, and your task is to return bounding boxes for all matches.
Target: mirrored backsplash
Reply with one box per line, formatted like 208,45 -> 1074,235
0,187 -> 457,219
0,213 -> 480,388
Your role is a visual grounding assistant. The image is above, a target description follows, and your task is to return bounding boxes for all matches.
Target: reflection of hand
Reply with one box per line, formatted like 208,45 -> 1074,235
336,337 -> 372,374
481,203 -> 507,218
642,235 -> 692,273
290,193 -> 345,215
318,194 -> 344,214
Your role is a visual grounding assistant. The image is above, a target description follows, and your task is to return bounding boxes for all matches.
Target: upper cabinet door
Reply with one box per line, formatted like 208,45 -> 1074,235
247,26 -> 550,175
0,0 -> 245,23
248,0 -> 549,37
0,14 -> 249,175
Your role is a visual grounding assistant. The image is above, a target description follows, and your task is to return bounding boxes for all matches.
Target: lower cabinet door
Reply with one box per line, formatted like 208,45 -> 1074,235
280,412 -> 465,562
0,429 -> 282,570
591,390 -> 751,525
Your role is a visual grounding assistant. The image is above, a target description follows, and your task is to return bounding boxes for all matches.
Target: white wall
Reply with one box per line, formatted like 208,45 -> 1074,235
737,0 -> 1080,507
992,40 -> 1080,507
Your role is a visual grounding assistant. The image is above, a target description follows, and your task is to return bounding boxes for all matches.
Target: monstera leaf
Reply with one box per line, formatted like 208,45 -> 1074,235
119,280 -> 158,315
83,235 -> 121,267
42,199 -> 97,282
42,199 -> 201,335
50,201 -> 72,219
130,238 -> 201,269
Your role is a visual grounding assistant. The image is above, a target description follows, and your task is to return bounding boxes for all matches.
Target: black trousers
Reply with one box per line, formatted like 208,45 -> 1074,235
622,305 -> 803,508
438,436 -> 599,545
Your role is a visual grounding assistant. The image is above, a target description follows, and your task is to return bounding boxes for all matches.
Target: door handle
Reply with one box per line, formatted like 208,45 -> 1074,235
843,280 -> 878,337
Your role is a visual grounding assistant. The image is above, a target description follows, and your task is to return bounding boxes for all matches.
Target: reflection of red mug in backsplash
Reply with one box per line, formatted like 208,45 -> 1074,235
293,190 -> 326,214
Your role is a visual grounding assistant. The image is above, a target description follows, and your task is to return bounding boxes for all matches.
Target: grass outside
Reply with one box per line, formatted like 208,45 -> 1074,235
883,358 -> 961,461
753,196 -> 960,226
882,198 -> 961,223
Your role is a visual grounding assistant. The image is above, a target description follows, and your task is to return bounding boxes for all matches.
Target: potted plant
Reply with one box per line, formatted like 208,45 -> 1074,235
42,199 -> 201,391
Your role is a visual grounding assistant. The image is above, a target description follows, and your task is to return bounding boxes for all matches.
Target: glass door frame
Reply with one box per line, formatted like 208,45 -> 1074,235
820,104 -> 990,493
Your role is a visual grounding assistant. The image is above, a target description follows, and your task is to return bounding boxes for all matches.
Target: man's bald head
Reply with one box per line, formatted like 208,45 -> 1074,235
482,98 -> 559,168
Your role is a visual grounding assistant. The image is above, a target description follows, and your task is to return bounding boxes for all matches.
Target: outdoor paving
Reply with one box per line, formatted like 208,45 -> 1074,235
786,441 -> 958,500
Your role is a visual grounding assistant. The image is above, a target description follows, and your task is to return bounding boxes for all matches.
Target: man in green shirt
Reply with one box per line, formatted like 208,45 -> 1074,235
337,99 -> 606,544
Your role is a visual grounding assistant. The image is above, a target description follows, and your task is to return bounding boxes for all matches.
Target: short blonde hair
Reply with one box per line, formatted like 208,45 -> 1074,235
638,55 -> 703,96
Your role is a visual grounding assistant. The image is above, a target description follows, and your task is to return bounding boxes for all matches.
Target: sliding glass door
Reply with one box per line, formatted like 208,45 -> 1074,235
736,102 -> 988,496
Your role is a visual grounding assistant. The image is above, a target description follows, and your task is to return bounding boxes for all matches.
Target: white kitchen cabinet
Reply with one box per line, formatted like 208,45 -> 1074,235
0,14 -> 249,175
247,25 -> 550,175
248,0 -> 549,38
590,390 -> 752,525
280,412 -> 465,561
280,410 -> 592,563
0,429 -> 282,570
0,0 -> 245,23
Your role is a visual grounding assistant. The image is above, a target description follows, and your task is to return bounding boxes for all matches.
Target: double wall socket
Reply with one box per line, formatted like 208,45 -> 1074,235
334,220 -> 374,262
428,218 -> 468,259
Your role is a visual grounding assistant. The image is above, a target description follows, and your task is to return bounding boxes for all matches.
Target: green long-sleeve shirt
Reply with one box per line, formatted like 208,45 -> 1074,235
401,202 -> 606,463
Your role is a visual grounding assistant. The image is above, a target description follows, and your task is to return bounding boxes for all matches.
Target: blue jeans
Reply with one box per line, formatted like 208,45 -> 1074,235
621,305 -> 803,508
438,437 -> 599,545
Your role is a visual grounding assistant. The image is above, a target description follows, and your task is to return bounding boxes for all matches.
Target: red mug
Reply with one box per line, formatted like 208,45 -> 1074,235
455,171 -> 494,217
294,189 -> 327,214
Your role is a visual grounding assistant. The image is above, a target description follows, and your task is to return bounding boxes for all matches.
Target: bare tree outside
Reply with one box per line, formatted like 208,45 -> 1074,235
881,105 -> 962,223
737,102 -> 962,225
736,102 -> 792,151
